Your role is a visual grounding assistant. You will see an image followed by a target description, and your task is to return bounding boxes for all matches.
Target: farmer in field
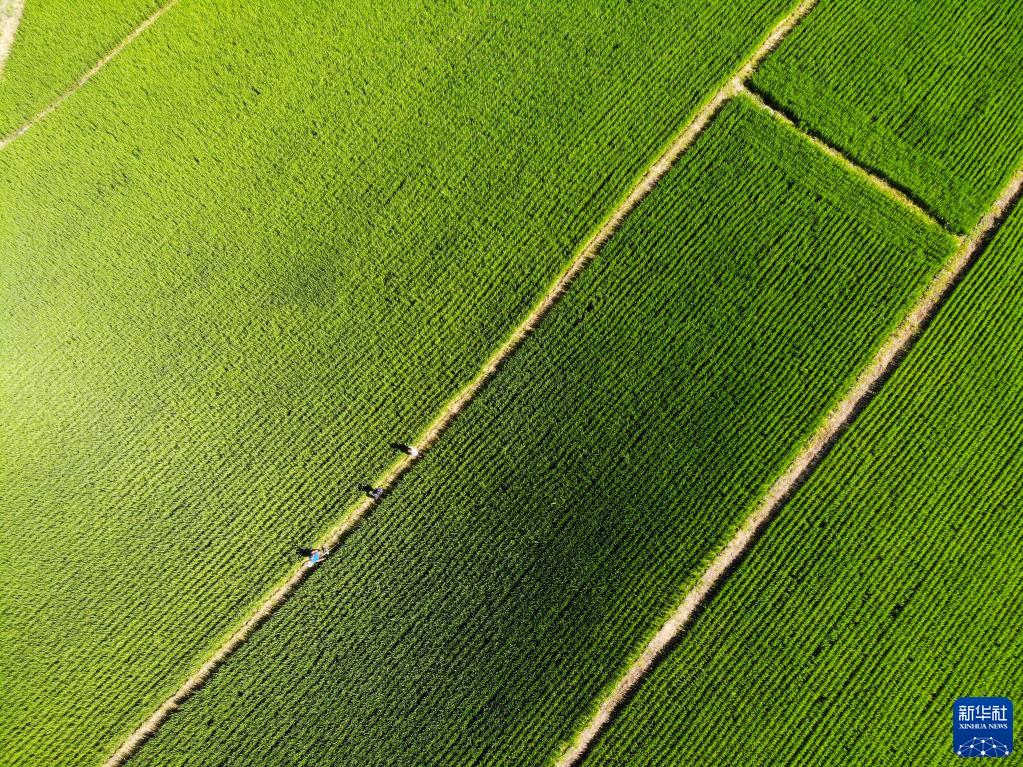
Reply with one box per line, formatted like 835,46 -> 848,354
359,484 -> 385,500
304,546 -> 328,569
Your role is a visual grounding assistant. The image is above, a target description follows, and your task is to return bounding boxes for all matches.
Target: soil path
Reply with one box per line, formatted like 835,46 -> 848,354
552,160 -> 1023,767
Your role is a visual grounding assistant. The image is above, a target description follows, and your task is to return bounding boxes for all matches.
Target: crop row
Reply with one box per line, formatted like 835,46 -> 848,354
0,1 -> 802,764
751,0 -> 1023,234
582,198 -> 1023,766
126,97 -> 953,767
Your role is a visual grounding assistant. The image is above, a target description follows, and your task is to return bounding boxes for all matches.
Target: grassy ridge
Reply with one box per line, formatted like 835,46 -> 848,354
129,98 -> 953,767
582,203 -> 1023,766
0,0 -> 162,136
751,0 -> 1023,234
0,1 -> 802,764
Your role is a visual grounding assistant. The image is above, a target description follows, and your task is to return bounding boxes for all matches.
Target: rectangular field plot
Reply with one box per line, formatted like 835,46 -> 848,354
751,0 -> 1023,234
0,0 -> 163,136
126,97 -> 953,767
0,2 -> 803,764
582,204 -> 1023,767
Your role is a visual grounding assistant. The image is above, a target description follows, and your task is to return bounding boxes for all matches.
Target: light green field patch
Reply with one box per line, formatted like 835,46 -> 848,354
0,0 -> 164,136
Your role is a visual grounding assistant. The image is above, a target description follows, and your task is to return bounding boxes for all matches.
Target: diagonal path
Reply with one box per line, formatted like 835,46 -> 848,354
102,1 -> 821,764
552,157 -> 1023,767
0,0 -> 179,151
742,84 -> 950,234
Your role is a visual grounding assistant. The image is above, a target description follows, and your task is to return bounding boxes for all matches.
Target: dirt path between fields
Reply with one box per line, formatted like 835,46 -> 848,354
741,84 -> 947,232
0,0 -> 24,77
552,162 -> 1023,767
101,2 -> 823,764
0,0 -> 178,151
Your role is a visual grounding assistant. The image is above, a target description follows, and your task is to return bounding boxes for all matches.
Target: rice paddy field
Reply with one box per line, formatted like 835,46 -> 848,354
751,0 -> 1023,234
580,203 -> 1023,767
1,0 -> 800,763
125,96 -> 951,767
2,1 -> 1022,766
0,0 -> 162,135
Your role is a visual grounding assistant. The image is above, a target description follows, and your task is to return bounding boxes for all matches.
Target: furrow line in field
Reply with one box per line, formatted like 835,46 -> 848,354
103,2 -> 820,764
0,0 -> 23,76
551,159 -> 1023,767
0,0 -> 178,151
741,83 -> 952,234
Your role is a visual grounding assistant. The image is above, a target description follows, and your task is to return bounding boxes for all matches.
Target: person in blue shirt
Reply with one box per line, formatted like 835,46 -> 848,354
299,546 -> 329,569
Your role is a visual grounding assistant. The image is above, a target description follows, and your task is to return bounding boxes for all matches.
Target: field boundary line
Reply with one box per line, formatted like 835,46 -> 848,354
102,2 -> 820,764
552,160 -> 1023,767
0,0 -> 179,151
0,0 -> 24,77
741,84 -> 952,234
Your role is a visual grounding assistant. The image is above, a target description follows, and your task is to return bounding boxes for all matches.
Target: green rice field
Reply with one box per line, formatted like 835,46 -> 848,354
581,204 -> 1023,767
2,1 -> 1021,765
0,0 -> 800,763
0,0 -> 161,135
127,97 -> 951,767
752,0 -> 1023,234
